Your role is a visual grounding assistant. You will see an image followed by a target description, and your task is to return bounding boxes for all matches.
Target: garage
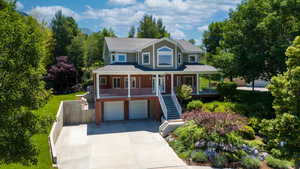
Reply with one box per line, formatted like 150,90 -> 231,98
104,101 -> 124,121
129,100 -> 148,119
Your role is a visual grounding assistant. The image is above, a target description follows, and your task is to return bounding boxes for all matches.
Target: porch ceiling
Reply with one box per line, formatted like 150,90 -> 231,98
93,64 -> 218,75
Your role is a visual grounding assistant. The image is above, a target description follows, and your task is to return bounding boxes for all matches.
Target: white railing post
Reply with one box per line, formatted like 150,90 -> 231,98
171,73 -> 174,96
128,74 -> 131,97
156,74 -> 159,96
96,73 -> 100,99
197,73 -> 199,94
158,89 -> 168,120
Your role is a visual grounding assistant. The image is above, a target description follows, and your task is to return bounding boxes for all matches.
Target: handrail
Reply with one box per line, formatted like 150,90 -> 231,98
158,89 -> 168,120
171,90 -> 182,116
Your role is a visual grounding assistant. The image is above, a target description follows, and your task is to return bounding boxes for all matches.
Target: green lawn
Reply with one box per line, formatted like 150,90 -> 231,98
0,92 -> 84,169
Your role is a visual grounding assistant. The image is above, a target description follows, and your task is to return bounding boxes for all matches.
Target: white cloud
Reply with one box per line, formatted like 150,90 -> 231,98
170,28 -> 186,39
29,6 -> 80,23
108,0 -> 136,5
197,25 -> 209,32
16,1 -> 23,10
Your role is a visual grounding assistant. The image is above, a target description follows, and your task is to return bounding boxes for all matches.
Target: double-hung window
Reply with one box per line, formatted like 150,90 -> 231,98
188,55 -> 197,63
100,77 -> 107,85
142,52 -> 150,65
111,53 -> 127,63
112,77 -> 121,88
157,46 -> 173,67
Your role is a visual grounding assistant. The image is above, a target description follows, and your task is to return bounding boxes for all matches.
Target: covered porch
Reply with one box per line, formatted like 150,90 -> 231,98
93,65 -> 219,99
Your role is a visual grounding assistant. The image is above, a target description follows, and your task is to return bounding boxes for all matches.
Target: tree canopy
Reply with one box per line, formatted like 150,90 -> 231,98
51,10 -> 79,57
137,15 -> 170,38
203,0 -> 300,83
0,1 -> 50,164
128,25 -> 135,38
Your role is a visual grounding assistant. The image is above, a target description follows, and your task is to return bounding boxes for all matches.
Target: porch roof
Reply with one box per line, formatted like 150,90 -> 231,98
93,64 -> 218,75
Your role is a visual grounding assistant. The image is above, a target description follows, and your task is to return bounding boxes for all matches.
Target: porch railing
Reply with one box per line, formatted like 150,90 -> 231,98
99,88 -> 154,98
158,89 -> 168,120
171,90 -> 182,116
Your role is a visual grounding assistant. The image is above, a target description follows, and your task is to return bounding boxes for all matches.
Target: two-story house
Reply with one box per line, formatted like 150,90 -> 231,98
92,37 -> 218,125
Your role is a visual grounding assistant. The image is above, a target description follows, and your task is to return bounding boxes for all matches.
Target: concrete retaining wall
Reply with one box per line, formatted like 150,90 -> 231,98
48,102 -> 64,167
63,100 -> 95,124
48,100 -> 95,167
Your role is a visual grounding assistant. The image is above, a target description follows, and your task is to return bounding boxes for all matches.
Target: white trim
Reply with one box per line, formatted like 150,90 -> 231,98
155,74 -> 159,96
139,37 -> 185,52
171,74 -> 174,95
110,53 -> 127,63
112,77 -> 122,89
196,73 -> 199,94
188,55 -> 197,63
93,70 -> 218,75
175,44 -> 177,69
157,46 -> 174,67
96,73 -> 100,99
142,52 -> 150,65
128,74 -> 131,97
153,44 -> 155,69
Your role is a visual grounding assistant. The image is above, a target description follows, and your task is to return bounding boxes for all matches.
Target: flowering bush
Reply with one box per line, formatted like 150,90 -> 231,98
182,110 -> 247,135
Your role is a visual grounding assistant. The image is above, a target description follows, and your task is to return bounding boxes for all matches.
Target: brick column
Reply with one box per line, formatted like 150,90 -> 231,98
124,100 -> 129,120
95,101 -> 102,125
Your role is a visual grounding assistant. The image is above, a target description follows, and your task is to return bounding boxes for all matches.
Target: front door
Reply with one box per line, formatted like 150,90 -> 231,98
152,75 -> 166,93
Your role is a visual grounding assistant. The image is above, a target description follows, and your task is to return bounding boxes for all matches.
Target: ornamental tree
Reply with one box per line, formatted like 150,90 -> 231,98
46,56 -> 77,92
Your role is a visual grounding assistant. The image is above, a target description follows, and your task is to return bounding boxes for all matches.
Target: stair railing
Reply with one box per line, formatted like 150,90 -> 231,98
158,89 -> 168,120
171,90 -> 182,116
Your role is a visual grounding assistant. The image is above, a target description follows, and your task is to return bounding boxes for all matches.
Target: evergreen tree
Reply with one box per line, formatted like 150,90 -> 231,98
51,10 -> 79,57
128,25 -> 135,38
137,15 -> 170,38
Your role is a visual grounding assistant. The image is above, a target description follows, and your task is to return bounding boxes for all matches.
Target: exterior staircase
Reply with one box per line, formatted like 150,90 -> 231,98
162,95 -> 180,120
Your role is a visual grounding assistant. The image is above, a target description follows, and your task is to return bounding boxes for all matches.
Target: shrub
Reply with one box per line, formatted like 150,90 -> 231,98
182,110 -> 247,135
173,121 -> 205,148
191,151 -> 208,163
178,150 -> 191,160
216,82 -> 237,101
176,84 -> 193,102
169,140 -> 186,154
241,157 -> 261,169
266,156 -> 291,169
239,125 -> 255,140
246,139 -> 265,151
187,100 -> 203,110
212,154 -> 227,167
248,117 -> 261,132
202,101 -> 235,113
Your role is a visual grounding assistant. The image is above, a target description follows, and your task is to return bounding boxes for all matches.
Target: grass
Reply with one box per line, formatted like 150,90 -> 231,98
0,92 -> 84,169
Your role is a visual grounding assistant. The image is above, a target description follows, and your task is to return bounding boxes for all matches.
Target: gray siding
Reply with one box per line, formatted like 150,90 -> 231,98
139,45 -> 154,69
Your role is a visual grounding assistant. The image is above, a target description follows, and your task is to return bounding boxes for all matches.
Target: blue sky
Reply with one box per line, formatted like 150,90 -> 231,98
16,0 -> 241,44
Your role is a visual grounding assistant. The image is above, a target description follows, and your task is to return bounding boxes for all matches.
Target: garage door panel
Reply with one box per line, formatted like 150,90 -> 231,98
104,101 -> 124,121
129,100 -> 148,119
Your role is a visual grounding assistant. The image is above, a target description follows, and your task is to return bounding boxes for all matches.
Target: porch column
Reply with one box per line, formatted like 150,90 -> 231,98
156,74 -> 159,96
171,73 -> 174,95
96,73 -> 100,99
128,74 -> 131,97
196,73 -> 200,94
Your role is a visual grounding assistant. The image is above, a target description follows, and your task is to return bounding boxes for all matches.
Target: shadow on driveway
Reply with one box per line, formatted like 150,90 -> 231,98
86,120 -> 160,135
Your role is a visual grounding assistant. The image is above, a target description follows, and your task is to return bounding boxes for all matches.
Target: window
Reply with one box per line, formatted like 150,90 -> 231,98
178,53 -> 182,64
111,53 -> 127,63
189,55 -> 197,63
142,52 -> 150,65
112,78 -> 121,88
157,46 -> 173,67
100,77 -> 107,85
125,77 -> 137,88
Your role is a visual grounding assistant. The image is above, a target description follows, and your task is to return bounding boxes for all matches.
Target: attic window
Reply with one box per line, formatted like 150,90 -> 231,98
157,46 -> 173,67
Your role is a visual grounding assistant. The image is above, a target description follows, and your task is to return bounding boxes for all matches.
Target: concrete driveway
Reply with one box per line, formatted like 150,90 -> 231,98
56,120 -> 195,169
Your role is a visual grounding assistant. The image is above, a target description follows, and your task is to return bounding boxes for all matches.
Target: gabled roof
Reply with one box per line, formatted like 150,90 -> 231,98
105,37 -> 202,53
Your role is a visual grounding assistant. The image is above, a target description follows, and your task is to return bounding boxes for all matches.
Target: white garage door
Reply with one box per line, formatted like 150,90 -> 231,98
129,100 -> 148,119
104,101 -> 124,121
